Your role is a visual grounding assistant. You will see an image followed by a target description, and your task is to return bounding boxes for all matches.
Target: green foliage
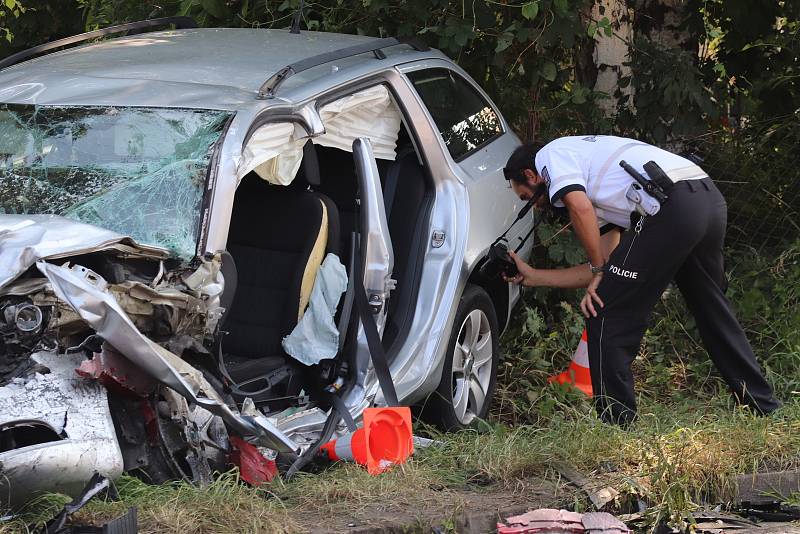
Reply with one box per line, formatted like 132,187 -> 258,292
683,113 -> 800,250
692,0 -> 800,121
498,238 -> 800,426
0,0 -> 83,58
616,37 -> 715,143
0,0 -> 614,139
0,0 -> 23,42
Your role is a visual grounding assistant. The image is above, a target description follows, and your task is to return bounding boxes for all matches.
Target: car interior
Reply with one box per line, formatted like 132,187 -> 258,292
216,118 -> 434,416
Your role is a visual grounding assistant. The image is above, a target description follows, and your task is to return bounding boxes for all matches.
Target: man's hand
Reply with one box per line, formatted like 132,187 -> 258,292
502,250 -> 535,285
580,271 -> 605,317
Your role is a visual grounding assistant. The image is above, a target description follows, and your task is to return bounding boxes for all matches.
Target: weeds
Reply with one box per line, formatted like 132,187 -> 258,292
2,244 -> 797,533
491,240 -> 800,530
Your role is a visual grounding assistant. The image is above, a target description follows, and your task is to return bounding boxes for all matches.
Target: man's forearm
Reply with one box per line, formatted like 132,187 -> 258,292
563,192 -> 604,267
526,265 -> 592,288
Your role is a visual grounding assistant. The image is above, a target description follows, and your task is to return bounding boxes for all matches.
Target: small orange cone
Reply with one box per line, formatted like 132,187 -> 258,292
319,406 -> 413,475
548,328 -> 593,396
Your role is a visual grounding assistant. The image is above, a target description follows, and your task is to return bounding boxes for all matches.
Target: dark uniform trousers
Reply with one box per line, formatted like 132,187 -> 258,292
585,177 -> 781,425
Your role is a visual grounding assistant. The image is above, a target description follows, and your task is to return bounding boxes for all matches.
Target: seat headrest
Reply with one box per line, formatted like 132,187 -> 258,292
299,140 -> 320,187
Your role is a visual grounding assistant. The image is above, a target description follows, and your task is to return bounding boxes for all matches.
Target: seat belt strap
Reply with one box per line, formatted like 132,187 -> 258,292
329,392 -> 358,432
353,273 -> 400,407
351,234 -> 400,407
383,147 -> 413,219
336,234 -> 358,351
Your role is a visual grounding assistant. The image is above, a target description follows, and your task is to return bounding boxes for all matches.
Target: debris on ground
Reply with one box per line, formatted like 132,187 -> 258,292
554,463 -> 620,510
40,472 -> 137,534
497,508 -> 630,534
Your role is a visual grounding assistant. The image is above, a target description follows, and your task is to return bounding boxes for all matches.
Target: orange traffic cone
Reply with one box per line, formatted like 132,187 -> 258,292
319,406 -> 413,475
548,328 -> 593,396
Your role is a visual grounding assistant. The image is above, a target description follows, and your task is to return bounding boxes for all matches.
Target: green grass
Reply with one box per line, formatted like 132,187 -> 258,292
3,243 -> 798,533
4,399 -> 798,533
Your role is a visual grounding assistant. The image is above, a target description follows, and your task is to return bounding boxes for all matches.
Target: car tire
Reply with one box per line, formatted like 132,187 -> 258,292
423,284 -> 500,431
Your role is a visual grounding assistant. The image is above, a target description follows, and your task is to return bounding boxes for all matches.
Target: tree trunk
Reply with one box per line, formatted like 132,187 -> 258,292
590,0 -> 635,116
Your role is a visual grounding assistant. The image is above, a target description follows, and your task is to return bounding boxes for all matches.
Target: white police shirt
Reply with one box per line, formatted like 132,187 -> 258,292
534,135 -> 708,229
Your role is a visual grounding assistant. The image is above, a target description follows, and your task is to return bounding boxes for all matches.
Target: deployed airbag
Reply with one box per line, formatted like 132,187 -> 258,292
237,85 -> 402,186
282,253 -> 347,366
236,122 -> 307,185
316,85 -> 401,161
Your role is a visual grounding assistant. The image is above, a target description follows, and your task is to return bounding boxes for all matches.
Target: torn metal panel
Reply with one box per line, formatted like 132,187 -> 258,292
36,261 -> 299,453
153,387 -> 229,485
0,215 -> 168,291
178,254 -> 225,336
76,345 -> 155,397
0,352 -> 123,508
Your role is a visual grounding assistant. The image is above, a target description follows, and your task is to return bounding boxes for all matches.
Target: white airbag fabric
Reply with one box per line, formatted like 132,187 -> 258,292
236,122 -> 307,185
236,85 -> 401,186
316,85 -> 401,161
282,253 -> 348,366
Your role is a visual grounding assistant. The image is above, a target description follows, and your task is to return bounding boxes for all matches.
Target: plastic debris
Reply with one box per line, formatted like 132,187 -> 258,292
497,509 -> 630,534
229,436 -> 278,486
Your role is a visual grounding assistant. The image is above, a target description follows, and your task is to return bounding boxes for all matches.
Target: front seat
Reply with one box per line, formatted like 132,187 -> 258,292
221,145 -> 340,411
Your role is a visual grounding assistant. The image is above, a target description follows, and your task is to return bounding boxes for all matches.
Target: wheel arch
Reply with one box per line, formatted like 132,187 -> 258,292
467,266 -> 509,333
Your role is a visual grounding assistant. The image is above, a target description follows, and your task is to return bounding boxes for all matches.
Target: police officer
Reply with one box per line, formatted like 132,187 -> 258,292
502,136 -> 781,425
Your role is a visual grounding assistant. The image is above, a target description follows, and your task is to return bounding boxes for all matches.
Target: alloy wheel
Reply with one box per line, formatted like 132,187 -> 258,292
450,308 -> 493,425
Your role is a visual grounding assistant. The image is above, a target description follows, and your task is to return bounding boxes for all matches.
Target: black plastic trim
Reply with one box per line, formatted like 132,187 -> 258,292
0,17 -> 198,70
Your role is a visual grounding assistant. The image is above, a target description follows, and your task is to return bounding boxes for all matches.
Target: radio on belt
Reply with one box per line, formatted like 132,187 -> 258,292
619,160 -> 673,216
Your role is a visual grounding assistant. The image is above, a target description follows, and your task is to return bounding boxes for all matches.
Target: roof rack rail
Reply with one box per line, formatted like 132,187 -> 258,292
0,16 -> 198,70
257,37 -> 430,99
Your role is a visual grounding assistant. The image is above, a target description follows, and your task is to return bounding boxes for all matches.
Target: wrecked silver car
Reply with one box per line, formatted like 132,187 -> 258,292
0,18 -> 533,507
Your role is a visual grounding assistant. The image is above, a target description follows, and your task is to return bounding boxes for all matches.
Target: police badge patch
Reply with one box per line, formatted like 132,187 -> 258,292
541,166 -> 551,188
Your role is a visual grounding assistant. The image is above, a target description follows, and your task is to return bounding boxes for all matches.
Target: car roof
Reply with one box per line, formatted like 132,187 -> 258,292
0,28 -> 444,110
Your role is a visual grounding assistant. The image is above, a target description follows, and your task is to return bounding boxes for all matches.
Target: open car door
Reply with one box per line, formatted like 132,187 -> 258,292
348,137 -> 398,407
353,137 -> 395,333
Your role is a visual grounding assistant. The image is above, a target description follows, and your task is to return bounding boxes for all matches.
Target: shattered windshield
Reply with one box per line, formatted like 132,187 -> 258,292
0,105 -> 231,260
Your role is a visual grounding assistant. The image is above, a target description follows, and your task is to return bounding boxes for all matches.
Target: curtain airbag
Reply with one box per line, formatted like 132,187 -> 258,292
315,85 -> 401,161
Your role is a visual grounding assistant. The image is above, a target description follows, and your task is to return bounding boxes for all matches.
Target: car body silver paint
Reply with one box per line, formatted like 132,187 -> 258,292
0,29 -> 442,109
0,352 -> 124,507
377,60 -> 529,403
0,27 -> 529,467
352,137 -> 394,325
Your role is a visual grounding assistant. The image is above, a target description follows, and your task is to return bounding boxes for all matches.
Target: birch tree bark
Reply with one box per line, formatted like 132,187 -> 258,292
590,0 -> 634,116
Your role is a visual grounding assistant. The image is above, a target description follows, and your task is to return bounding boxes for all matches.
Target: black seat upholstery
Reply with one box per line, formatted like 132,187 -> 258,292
313,146 -> 360,259
222,164 -> 340,405
382,147 -> 429,346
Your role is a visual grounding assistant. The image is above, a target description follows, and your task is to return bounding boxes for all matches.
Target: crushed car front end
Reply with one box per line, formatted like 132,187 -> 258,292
0,103 -> 299,507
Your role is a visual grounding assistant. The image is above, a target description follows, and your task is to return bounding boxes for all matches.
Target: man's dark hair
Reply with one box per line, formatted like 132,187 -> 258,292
503,142 -> 544,184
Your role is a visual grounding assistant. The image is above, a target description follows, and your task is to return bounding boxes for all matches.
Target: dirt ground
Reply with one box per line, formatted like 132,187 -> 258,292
289,472 -> 800,534
292,478 -> 568,533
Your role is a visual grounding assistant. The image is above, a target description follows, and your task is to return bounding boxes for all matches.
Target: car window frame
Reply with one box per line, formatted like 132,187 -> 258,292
404,67 -> 506,164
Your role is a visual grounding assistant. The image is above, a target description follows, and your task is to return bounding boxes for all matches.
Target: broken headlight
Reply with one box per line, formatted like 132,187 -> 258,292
1,298 -> 48,355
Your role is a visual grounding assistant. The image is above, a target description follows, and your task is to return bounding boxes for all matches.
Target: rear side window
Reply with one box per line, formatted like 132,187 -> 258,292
407,68 -> 502,161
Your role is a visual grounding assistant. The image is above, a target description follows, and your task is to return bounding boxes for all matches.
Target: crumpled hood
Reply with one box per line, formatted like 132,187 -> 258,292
0,214 -> 170,290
